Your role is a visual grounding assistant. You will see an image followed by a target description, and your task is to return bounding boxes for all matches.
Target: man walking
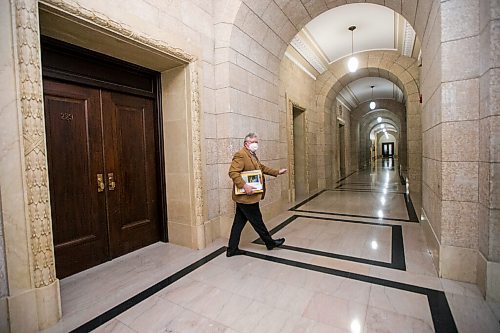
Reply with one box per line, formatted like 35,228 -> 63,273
226,133 -> 287,257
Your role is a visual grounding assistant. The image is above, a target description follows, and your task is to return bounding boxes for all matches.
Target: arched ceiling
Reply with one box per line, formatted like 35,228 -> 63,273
286,3 -> 420,108
305,4 -> 398,63
291,3 -> 420,75
338,76 -> 404,109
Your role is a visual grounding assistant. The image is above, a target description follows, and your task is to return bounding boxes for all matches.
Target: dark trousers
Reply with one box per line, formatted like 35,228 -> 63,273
228,202 -> 273,250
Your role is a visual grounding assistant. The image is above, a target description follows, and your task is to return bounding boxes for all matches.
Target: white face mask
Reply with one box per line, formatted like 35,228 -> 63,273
248,142 -> 258,152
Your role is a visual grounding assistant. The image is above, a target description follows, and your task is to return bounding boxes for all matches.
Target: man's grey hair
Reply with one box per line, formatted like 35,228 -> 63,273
244,132 -> 258,144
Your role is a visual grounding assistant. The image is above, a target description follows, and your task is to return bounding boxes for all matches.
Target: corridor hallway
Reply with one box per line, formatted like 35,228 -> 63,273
41,159 -> 499,333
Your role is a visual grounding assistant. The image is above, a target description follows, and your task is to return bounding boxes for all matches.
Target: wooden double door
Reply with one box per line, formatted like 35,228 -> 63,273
44,79 -> 161,278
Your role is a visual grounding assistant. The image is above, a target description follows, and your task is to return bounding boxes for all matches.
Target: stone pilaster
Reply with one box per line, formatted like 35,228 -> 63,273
1,0 -> 61,332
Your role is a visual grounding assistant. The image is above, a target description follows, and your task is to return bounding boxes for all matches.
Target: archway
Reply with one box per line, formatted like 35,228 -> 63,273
219,0 -> 488,292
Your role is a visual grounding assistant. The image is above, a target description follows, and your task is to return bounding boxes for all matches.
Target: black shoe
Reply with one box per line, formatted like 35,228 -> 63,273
266,238 -> 285,250
226,248 -> 246,257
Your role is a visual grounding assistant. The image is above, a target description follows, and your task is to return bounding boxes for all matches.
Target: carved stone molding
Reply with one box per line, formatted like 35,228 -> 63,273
14,0 -> 56,287
40,0 -> 196,63
189,62 -> 204,230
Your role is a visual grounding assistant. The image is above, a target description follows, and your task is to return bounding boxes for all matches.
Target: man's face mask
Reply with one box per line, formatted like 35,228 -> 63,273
248,142 -> 258,152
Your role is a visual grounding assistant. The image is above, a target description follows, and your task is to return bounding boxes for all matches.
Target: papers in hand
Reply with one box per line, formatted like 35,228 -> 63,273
234,170 -> 263,195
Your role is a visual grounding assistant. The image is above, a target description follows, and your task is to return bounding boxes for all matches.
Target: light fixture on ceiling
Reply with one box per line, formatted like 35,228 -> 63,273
347,25 -> 358,73
381,124 -> 385,128
377,116 -> 382,123
369,85 -> 376,110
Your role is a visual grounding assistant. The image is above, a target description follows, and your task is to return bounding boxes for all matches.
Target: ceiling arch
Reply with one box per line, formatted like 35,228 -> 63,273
294,3 -> 420,75
338,76 -> 405,109
316,50 -> 420,111
224,0 -> 433,78
363,112 -> 401,135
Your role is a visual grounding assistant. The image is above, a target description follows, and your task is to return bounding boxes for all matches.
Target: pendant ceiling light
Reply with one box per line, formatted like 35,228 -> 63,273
369,85 -> 376,110
347,26 -> 358,73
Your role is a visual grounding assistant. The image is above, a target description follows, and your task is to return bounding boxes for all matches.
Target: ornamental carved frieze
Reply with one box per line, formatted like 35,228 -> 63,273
41,0 -> 195,63
189,62 -> 205,229
14,0 -> 56,287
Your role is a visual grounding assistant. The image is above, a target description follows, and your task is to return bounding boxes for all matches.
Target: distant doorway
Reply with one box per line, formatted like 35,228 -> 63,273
338,123 -> 346,178
382,142 -> 394,158
293,105 -> 307,199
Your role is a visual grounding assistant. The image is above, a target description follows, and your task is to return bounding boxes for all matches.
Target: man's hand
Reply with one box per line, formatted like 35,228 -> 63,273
278,168 -> 287,175
243,183 -> 256,195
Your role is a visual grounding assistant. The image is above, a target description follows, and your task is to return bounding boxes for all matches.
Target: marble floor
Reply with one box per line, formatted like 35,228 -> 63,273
42,159 -> 500,333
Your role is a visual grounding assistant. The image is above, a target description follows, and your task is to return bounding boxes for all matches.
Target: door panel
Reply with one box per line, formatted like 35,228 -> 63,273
101,91 -> 160,257
43,80 -> 108,278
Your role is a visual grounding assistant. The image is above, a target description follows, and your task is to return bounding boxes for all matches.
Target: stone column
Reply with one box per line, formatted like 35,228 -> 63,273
0,0 -> 61,331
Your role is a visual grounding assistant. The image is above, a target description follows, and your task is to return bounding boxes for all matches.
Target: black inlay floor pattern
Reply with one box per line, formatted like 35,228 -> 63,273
290,189 -> 419,223
70,245 -> 457,333
244,251 -> 458,333
70,247 -> 226,333
333,186 -> 405,194
253,214 -> 406,270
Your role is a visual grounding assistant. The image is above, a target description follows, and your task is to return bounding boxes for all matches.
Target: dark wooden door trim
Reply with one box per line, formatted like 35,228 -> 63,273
154,75 -> 168,242
41,36 -> 157,98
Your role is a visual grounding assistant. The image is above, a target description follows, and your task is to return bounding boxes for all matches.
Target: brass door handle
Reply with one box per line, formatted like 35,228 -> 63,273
108,173 -> 116,191
97,174 -> 105,192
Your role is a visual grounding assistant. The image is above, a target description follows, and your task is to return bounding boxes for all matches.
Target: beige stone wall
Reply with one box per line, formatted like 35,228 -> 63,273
477,0 -> 500,304
426,0 -> 480,282
334,101 -> 352,182
279,55 -> 317,197
0,3 -> 15,331
214,0 -> 291,241
439,0 -> 481,284
420,0 -> 444,275
0,212 -> 7,333
421,0 -> 497,288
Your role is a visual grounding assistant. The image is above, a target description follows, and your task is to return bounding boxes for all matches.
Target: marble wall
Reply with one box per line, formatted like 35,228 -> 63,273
336,102 -> 352,181
422,0 -> 480,282
279,55 -> 318,198
420,0 -> 499,293
0,194 -> 8,333
420,0 -> 443,274
213,0 -> 289,240
0,7 -> 12,331
439,0 -> 481,283
477,0 -> 500,305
